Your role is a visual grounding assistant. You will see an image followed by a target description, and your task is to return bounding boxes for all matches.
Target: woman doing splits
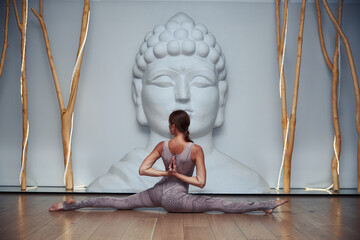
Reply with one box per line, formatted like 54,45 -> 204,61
50,110 -> 287,213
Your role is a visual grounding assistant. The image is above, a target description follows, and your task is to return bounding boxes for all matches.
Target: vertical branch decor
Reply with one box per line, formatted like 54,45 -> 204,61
322,0 -> 360,193
32,0 -> 90,189
315,0 -> 333,71
283,0 -> 307,193
0,0 -> 9,77
315,0 -> 343,191
275,0 -> 289,192
275,0 -> 289,146
330,0 -> 343,191
12,0 -> 29,190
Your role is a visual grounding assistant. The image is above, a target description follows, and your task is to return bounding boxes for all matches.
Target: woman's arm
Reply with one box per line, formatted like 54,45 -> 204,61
170,145 -> 206,188
139,142 -> 169,177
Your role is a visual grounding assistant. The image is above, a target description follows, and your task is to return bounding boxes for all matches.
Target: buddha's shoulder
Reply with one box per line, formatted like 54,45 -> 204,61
208,150 -> 244,165
120,147 -> 150,163
208,150 -> 261,177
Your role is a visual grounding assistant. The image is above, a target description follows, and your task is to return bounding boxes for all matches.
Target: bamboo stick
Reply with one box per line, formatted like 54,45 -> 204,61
275,0 -> 281,55
0,0 -> 9,77
68,0 -> 90,113
330,0 -> 342,190
315,0 -> 343,191
279,0 -> 288,59
315,0 -> 333,70
12,0 -> 29,190
275,0 -> 289,146
31,6 -> 65,111
331,46 -> 340,191
322,0 -> 360,193
283,0 -> 307,193
330,0 -> 343,192
32,0 -> 90,189
12,0 -> 21,30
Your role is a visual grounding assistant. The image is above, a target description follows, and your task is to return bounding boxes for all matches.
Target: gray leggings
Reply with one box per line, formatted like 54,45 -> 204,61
63,185 -> 276,213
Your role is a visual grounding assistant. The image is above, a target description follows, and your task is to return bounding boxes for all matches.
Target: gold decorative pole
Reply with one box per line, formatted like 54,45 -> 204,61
0,0 -> 9,77
322,0 -> 360,193
32,0 -> 90,189
12,0 -> 29,190
283,0 -> 306,193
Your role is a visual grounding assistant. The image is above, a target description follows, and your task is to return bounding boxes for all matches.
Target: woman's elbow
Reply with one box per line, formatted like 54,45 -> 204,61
139,168 -> 146,176
196,177 -> 206,188
198,181 -> 206,189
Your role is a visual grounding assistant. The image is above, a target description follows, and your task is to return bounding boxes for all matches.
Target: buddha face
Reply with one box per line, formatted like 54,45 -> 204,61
134,55 -> 227,138
131,12 -> 228,138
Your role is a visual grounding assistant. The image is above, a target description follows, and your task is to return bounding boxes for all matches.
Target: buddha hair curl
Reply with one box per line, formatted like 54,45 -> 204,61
132,12 -> 227,82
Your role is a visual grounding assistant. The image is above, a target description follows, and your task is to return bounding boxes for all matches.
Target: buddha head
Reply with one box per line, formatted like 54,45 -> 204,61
132,12 -> 228,138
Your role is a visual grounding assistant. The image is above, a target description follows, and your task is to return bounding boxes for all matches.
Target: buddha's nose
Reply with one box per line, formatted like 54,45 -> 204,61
175,78 -> 190,103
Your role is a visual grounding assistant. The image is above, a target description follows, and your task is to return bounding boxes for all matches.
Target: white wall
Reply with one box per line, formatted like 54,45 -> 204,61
0,0 -> 359,190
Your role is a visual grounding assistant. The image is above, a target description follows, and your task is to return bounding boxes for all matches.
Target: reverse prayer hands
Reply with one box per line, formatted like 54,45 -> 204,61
168,156 -> 178,176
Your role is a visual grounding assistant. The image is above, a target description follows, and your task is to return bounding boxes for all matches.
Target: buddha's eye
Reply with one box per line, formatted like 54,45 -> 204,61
151,75 -> 174,87
191,76 -> 214,88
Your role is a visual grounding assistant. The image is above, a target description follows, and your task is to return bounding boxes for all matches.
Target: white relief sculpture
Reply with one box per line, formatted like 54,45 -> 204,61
88,12 -> 270,193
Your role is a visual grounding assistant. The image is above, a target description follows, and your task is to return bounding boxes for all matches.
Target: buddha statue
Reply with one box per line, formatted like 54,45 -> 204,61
87,12 -> 270,193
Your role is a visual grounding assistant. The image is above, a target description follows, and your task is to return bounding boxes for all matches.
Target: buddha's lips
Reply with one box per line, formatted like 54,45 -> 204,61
171,108 -> 194,117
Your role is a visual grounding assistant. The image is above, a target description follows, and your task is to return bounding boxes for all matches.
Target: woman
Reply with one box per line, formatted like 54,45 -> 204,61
50,110 -> 287,213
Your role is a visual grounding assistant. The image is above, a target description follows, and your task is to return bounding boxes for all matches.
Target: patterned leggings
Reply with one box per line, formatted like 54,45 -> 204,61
63,184 -> 277,213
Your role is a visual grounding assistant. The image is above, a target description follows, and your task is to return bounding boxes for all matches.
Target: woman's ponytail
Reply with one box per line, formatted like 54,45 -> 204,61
185,130 -> 193,142
169,110 -> 193,142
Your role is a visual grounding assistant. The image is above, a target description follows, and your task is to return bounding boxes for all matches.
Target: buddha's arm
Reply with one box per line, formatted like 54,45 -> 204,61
171,145 -> 206,188
139,142 -> 169,177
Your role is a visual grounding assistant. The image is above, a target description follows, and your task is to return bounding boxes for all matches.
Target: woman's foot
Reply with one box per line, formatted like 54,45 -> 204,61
264,199 -> 288,214
49,198 -> 75,212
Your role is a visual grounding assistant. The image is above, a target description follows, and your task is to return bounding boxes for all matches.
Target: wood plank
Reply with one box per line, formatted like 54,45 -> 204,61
24,223 -> 75,240
57,211 -> 110,240
285,197 -> 360,236
0,194 -> 359,240
20,196 -> 63,216
49,210 -> 88,226
24,210 -> 88,240
0,209 -> 63,239
277,211 -> 338,240
0,193 -> 19,207
183,226 -> 215,240
89,211 -> 134,240
232,214 -> 278,240
262,213 -> 309,240
207,213 -> 247,240
284,197 -> 347,229
153,213 -> 184,240
182,213 -> 209,227
0,194 -> 45,215
321,224 -> 360,240
120,216 -> 157,240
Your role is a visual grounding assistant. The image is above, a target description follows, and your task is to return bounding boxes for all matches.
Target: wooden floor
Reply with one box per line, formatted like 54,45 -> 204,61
0,194 -> 359,240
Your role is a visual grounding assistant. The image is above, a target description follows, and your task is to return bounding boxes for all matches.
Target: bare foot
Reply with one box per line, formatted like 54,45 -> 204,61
264,199 -> 288,214
49,198 -> 75,212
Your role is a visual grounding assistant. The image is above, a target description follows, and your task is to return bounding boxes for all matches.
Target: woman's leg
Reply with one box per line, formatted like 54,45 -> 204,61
50,190 -> 157,211
187,195 -> 286,213
161,189 -> 286,213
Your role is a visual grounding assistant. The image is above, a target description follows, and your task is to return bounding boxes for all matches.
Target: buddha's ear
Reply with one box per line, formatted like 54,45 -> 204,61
132,78 -> 149,126
214,81 -> 228,128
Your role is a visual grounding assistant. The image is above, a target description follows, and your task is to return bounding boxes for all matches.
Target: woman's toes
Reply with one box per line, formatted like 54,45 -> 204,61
49,202 -> 64,212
